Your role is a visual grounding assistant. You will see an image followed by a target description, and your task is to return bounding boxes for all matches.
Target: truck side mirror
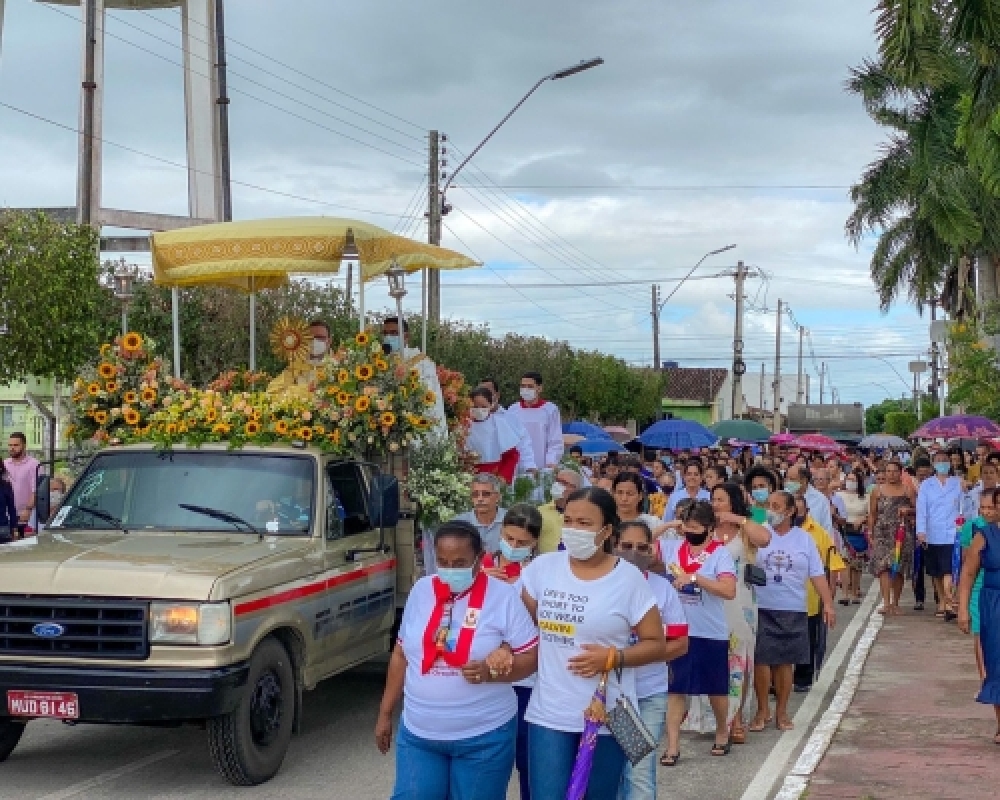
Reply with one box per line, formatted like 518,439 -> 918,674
368,474 -> 399,528
35,475 -> 51,525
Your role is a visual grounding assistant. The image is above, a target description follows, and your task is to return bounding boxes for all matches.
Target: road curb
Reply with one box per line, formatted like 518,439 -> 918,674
772,589 -> 884,800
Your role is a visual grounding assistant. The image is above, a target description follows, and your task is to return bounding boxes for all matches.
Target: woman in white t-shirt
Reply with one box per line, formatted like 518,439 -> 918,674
750,491 -> 836,733
520,487 -> 666,800
375,520 -> 539,800
614,520 -> 689,800
613,472 -> 667,537
658,501 -> 738,765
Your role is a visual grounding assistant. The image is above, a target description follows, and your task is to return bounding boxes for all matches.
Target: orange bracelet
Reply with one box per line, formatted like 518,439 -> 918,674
604,647 -> 617,673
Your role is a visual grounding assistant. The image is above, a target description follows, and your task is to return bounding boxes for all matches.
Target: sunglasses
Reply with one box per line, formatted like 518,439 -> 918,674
617,542 -> 653,553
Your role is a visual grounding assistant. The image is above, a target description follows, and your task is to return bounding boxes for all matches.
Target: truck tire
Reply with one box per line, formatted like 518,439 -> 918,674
0,720 -> 26,763
207,637 -> 296,786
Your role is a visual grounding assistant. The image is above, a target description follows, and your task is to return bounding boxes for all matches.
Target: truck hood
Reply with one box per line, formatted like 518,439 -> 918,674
0,530 -> 312,600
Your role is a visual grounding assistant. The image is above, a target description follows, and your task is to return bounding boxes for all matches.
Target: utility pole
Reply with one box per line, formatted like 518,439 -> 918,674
214,0 -> 232,222
930,301 -> 940,405
805,373 -> 811,404
78,0 -> 102,227
651,284 -> 661,370
726,261 -> 758,419
772,299 -> 783,433
796,325 -> 805,404
427,130 -> 442,323
819,362 -> 825,404
759,363 -> 765,414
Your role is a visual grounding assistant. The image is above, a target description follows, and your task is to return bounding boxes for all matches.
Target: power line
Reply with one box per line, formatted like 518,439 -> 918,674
451,184 -> 852,191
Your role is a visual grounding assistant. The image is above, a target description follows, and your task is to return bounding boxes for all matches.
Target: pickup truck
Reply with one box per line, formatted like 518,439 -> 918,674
0,443 -> 418,785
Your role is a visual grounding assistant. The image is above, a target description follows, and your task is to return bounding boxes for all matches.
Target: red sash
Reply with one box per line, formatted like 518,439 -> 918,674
677,539 -> 722,574
421,571 -> 488,674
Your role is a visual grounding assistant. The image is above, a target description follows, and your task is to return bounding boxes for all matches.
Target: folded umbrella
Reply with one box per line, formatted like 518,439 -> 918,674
952,517 -> 964,589
890,523 -> 905,578
566,674 -> 608,800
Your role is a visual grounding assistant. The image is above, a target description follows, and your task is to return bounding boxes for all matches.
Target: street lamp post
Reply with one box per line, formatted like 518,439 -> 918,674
387,262 -> 407,349
341,228 -> 361,328
425,57 -> 604,328
112,264 -> 137,337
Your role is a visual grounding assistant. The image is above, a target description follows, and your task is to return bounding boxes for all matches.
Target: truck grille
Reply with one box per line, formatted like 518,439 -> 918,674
0,596 -> 149,660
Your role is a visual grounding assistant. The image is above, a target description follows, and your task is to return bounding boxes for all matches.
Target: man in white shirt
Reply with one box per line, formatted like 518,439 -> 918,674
506,372 -> 563,470
916,451 -> 963,619
786,464 -> 835,537
381,317 -> 447,440
478,378 -> 536,473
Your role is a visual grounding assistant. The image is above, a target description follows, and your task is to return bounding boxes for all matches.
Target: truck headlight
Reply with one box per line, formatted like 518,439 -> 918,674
150,602 -> 231,646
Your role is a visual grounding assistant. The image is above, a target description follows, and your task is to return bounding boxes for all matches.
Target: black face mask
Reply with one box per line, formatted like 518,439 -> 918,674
684,530 -> 710,546
793,514 -> 807,528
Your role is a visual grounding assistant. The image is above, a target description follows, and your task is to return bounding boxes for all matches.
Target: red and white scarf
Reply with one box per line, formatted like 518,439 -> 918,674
421,571 -> 488,674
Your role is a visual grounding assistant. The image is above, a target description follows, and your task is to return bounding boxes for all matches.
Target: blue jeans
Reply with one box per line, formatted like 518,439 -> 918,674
527,723 -> 626,800
391,716 -> 517,800
514,685 -> 532,800
618,693 -> 667,800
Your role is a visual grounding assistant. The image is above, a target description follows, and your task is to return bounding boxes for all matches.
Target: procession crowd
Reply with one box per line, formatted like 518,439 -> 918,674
377,373 -> 1000,800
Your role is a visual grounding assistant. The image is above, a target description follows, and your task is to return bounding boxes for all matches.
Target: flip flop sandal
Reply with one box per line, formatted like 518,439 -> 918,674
660,751 -> 680,767
934,610 -> 947,618
711,742 -> 732,756
730,727 -> 746,745
776,719 -> 795,731
839,599 -> 850,606
748,719 -> 767,733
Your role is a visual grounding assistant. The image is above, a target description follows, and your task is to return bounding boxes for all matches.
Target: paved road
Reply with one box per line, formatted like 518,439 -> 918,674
2,585 -> 873,800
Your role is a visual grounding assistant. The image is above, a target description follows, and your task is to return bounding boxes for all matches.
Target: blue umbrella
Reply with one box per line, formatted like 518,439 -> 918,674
637,419 -> 718,450
563,421 -> 612,439
576,437 -> 627,455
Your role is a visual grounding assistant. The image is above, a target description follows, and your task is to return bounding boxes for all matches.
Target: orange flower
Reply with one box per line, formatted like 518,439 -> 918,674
336,390 -> 351,406
355,364 -> 374,381
205,408 -> 218,423
99,343 -> 113,356
124,391 -> 138,404
87,382 -> 101,397
98,362 -> 116,379
298,427 -> 313,441
94,410 -> 109,425
122,332 -> 143,353
423,390 -> 437,406
212,423 -> 230,435
312,424 -> 326,435
374,357 -> 389,371
105,381 -> 119,393
141,387 -> 157,404
355,332 -> 371,346
123,408 -> 140,426
165,422 -> 178,435
245,420 -> 261,435
337,369 -> 350,384
355,395 -> 371,413
274,420 -> 289,435
380,411 -> 396,427
328,430 -> 342,445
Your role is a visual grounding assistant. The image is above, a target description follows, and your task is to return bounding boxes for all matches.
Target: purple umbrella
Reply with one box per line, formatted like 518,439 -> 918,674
913,415 -> 1000,440
566,674 -> 608,800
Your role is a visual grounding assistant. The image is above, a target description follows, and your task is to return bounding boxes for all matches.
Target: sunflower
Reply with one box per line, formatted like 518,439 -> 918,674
423,390 -> 437,406
298,427 -> 313,441
374,357 -> 389,371
355,364 -> 374,381
274,420 -> 289,435
355,331 -> 371,346
94,410 -> 109,425
355,395 -> 371,413
337,369 -> 350,385
123,408 -> 140,426
249,408 -> 262,422
87,382 -> 101,397
165,422 -> 179,435
140,387 -> 157,403
328,430 -> 342,445
124,391 -> 138,404
122,332 -> 143,353
105,381 -> 119,393
312,424 -> 325,435
177,421 -> 189,434
245,420 -> 262,436
415,416 -> 431,430
99,343 -> 113,356
205,408 -> 218,422
212,423 -> 230,435
98,362 -> 116,379
380,411 -> 397,427
336,390 -> 351,406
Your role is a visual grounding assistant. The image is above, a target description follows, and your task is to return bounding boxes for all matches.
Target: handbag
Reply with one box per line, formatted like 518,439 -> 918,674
606,695 -> 657,766
744,563 -> 767,587
844,531 -> 869,554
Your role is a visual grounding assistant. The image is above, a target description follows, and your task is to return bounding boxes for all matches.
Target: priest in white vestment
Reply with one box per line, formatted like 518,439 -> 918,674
380,317 -> 447,440
505,371 -> 563,469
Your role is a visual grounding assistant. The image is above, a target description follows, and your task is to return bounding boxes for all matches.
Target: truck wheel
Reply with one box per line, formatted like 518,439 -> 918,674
208,638 -> 296,786
0,720 -> 26,763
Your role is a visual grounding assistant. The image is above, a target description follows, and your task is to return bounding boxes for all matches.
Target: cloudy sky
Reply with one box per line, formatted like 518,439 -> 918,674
0,0 -> 930,408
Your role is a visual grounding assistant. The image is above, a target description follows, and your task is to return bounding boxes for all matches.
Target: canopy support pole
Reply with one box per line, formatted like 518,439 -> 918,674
249,277 -> 256,372
171,287 -> 181,377
358,269 -> 365,333
421,268 -> 427,353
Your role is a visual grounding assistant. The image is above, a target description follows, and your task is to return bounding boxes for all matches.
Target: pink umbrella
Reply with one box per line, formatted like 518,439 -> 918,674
793,433 -> 844,453
770,433 -> 796,444
603,426 -> 634,443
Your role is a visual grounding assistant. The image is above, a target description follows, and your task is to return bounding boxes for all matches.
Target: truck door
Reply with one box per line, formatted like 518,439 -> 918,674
316,461 -> 397,675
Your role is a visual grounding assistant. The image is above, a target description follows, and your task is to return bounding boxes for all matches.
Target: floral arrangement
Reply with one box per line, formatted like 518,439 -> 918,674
67,332 -> 170,445
68,330 -> 439,457
406,435 -> 474,528
437,365 -> 472,432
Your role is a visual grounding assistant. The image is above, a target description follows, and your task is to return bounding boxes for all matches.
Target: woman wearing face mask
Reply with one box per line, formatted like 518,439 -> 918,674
613,473 -> 668,538
834,468 -> 869,605
751,492 -> 836,733
480,504 -> 541,800
659,502 -> 738,765
466,387 -> 521,484
376,520 -> 539,800
744,466 -> 779,524
614,520 -> 689,800
519,488 -> 667,799
681,484 -> 771,745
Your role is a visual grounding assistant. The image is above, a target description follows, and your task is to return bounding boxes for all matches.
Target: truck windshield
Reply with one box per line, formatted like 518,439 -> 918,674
53,451 -> 315,534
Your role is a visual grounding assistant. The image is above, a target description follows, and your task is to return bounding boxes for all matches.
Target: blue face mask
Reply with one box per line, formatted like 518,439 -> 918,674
784,481 -> 801,494
500,538 -> 533,563
934,462 -> 950,475
383,335 -> 402,354
751,488 -> 770,504
766,510 -> 786,527
437,566 -> 476,595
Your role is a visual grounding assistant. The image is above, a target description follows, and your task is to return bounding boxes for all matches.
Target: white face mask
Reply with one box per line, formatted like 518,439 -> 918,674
550,482 -> 566,500
470,407 -> 490,422
50,491 -> 65,505
520,387 -> 538,403
845,480 -> 858,492
310,339 -> 328,358
561,527 -> 601,560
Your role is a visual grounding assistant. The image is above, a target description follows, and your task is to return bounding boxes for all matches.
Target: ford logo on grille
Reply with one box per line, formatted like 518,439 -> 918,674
32,623 -> 66,638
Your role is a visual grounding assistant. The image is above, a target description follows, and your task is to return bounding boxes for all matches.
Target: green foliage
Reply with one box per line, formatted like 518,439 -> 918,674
884,411 -> 919,437
0,211 -> 108,383
947,317 -> 1000,418
865,394 -> 938,432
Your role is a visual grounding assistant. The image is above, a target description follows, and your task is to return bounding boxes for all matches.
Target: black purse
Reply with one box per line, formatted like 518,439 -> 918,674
744,563 -> 767,587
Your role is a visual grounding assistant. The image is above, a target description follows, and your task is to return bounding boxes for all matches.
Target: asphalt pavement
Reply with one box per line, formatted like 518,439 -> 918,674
1,584 -> 874,800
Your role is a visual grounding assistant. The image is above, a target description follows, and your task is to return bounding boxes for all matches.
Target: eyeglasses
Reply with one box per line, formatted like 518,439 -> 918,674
471,491 -> 496,499
617,542 -> 652,553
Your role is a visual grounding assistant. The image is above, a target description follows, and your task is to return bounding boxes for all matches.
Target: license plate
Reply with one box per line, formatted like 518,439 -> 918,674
6,691 -> 79,719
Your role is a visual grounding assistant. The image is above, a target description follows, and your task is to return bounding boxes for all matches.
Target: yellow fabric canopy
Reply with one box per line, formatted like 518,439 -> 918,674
150,216 -> 479,289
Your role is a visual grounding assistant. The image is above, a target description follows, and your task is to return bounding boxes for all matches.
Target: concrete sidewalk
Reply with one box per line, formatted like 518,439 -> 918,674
806,593 -> 1000,800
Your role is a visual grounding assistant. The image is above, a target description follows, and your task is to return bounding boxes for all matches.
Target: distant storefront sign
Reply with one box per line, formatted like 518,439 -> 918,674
787,403 -> 864,434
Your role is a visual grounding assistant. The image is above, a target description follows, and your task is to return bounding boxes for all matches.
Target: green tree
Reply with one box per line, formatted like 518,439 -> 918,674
0,210 -> 109,383
884,410 -> 920,437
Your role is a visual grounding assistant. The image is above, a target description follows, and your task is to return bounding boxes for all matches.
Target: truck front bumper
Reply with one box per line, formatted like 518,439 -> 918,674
0,661 -> 249,723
